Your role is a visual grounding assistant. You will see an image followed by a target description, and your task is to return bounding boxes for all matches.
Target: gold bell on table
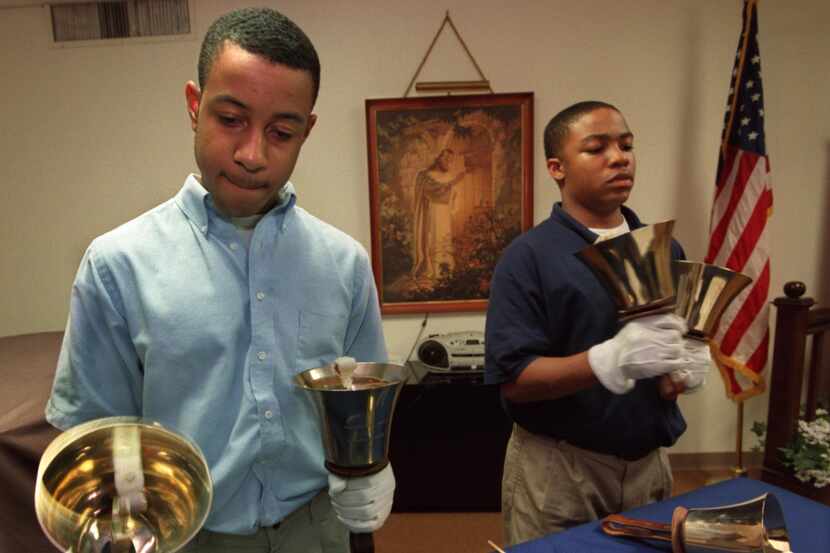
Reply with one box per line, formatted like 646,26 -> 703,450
601,492 -> 792,553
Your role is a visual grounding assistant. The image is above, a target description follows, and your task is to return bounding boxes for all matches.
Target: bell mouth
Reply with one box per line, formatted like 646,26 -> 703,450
35,417 -> 213,553
294,362 -> 408,391
680,493 -> 791,553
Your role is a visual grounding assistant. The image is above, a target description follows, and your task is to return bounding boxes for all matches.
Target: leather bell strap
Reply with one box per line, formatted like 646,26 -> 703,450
601,506 -> 690,553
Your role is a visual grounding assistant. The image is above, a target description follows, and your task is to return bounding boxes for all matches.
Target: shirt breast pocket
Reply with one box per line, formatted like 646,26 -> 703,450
297,309 -> 348,370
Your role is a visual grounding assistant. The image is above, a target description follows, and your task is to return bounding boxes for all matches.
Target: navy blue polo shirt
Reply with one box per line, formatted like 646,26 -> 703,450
484,203 -> 686,460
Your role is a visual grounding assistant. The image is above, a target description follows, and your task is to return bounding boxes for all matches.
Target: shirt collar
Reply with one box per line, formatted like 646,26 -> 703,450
550,202 -> 644,243
175,174 -> 297,235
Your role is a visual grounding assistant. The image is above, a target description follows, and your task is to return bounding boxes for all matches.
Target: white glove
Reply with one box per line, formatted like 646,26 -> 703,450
669,339 -> 712,394
588,313 -> 688,394
328,464 -> 395,533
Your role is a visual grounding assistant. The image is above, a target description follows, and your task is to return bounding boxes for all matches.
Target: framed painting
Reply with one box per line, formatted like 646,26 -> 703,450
366,92 -> 533,314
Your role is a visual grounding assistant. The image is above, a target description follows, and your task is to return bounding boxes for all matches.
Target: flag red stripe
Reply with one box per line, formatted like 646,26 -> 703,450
715,145 -> 740,194
719,259 -> 770,355
710,146 -> 740,215
746,329 -> 769,374
705,152 -> 758,263
707,146 -> 740,251
726,187 -> 772,271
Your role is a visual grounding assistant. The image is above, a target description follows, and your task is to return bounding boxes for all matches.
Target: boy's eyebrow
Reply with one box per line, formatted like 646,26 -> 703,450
580,131 -> 634,143
212,94 -> 248,110
210,94 -> 307,124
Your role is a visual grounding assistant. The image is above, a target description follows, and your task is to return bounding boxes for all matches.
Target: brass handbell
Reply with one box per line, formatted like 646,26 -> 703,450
296,361 -> 407,553
35,417 -> 212,553
295,361 -> 407,477
602,493 -> 792,552
576,221 -> 676,321
673,260 -> 753,341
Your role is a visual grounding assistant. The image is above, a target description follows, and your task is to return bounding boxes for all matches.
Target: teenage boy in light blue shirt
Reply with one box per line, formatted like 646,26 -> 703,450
46,8 -> 393,552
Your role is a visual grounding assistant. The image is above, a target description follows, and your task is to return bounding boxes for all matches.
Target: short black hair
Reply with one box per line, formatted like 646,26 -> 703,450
198,7 -> 321,105
543,101 -> 619,159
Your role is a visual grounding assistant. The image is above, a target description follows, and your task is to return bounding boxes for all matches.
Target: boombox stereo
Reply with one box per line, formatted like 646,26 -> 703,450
416,331 -> 485,372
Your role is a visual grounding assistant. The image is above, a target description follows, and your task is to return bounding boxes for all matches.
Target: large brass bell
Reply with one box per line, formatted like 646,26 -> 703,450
578,223 -> 754,398
602,493 -> 792,552
35,417 -> 212,553
673,260 -> 753,341
576,223 -> 753,337
576,221 -> 676,321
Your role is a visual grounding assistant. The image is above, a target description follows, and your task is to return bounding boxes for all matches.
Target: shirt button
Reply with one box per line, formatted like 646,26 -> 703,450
257,351 -> 267,361
264,410 -> 273,419
229,242 -> 239,251
256,291 -> 265,301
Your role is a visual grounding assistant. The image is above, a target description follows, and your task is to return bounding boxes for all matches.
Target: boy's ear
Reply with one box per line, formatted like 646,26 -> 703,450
547,157 -> 566,181
184,81 -> 201,130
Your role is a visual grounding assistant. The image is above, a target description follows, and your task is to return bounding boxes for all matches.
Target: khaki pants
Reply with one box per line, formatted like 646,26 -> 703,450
502,424 -> 673,546
181,491 -> 350,553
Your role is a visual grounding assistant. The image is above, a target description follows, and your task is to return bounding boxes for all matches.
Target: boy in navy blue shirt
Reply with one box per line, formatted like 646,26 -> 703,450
485,101 -> 710,544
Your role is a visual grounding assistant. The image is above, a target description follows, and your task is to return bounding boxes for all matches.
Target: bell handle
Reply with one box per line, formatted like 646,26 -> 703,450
601,513 -> 673,542
350,532 -> 374,553
331,466 -> 383,553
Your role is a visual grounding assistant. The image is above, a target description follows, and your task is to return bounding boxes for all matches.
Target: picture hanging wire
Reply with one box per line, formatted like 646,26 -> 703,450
403,11 -> 493,97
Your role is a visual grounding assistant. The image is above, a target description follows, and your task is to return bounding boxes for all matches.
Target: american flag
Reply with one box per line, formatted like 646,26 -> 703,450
705,0 -> 772,401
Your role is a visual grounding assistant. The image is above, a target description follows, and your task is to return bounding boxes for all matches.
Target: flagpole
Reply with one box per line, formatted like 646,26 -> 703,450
721,0 -> 754,159
732,401 -> 748,477
706,398 -> 749,484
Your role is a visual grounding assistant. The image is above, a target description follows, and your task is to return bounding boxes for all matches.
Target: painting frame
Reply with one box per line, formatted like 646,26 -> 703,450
366,92 -> 534,314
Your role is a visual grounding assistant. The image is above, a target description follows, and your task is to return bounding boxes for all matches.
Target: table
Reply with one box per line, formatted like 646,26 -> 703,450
508,477 -> 830,552
388,362 -> 513,512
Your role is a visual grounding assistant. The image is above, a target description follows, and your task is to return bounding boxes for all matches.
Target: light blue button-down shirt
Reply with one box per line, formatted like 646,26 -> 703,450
46,175 -> 388,534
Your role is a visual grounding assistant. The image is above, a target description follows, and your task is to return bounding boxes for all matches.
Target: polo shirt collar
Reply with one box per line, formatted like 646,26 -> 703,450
550,202 -> 645,243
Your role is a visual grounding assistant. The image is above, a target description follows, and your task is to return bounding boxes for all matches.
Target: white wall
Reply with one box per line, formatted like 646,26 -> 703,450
2,0 -> 828,454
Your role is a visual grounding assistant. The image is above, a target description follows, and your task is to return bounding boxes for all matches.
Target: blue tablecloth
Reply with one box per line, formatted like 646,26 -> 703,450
507,477 -> 830,552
